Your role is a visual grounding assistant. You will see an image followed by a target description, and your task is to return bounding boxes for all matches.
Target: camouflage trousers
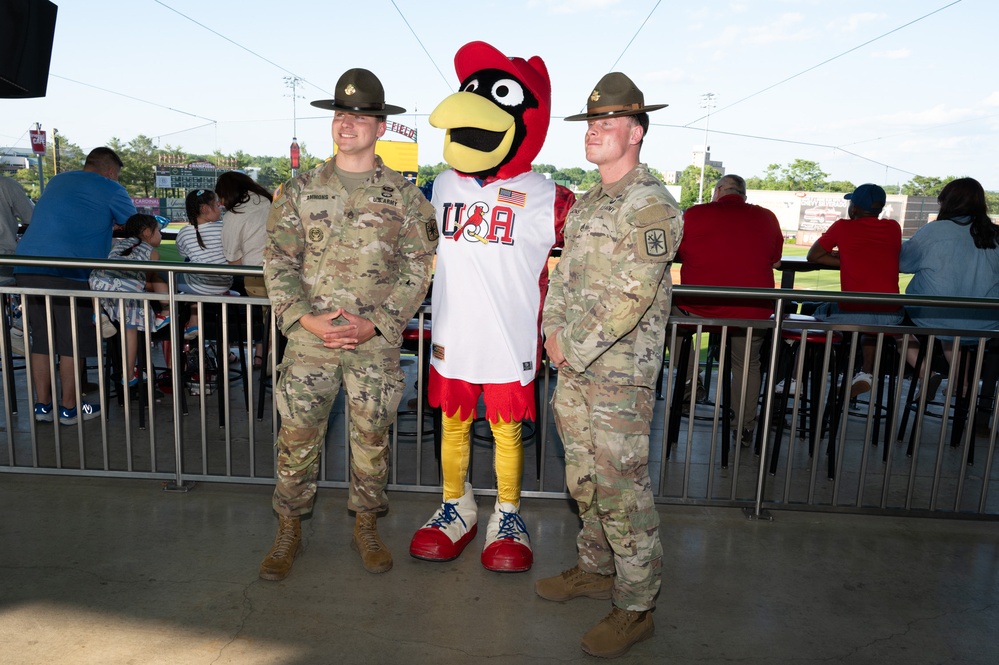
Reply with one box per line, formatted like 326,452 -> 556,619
272,333 -> 405,516
552,369 -> 663,611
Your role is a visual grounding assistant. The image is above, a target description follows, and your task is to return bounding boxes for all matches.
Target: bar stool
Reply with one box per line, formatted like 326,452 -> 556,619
859,334 -> 902,460
666,325 -> 733,468
898,336 -> 983,465
769,321 -> 844,479
103,323 -> 171,430
178,301 -> 249,428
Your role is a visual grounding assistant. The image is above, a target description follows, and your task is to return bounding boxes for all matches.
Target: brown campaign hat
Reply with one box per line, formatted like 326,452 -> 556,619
310,68 -> 406,115
564,72 -> 667,121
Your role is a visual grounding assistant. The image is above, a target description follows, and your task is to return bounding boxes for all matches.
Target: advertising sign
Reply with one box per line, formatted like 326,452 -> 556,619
29,129 -> 46,154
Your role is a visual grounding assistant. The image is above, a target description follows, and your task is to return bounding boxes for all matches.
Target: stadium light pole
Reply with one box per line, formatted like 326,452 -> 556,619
697,92 -> 716,204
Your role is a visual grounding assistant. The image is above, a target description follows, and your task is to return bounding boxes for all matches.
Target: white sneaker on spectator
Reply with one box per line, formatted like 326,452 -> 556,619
850,372 -> 873,397
774,378 -> 797,395
93,313 -> 116,338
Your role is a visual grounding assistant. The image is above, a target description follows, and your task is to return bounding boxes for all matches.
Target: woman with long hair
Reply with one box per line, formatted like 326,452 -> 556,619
900,177 -> 999,396
215,171 -> 273,366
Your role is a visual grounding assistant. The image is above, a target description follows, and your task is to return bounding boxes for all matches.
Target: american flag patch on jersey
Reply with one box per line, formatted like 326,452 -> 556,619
497,188 -> 527,207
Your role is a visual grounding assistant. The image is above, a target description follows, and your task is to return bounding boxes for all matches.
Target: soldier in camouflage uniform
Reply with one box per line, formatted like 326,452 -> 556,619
259,69 -> 438,581
536,72 -> 682,659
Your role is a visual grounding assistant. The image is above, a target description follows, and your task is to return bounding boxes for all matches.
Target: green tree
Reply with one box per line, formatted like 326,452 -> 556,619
745,163 -> 782,190
256,166 -> 282,190
120,134 -> 159,197
579,168 -> 602,191
549,166 -> 588,188
746,160 -> 829,191
231,150 -> 252,170
987,190 -> 999,216
678,164 -> 722,209
51,133 -> 84,175
901,175 -> 954,197
781,159 -> 828,191
824,180 -> 856,193
13,168 -> 41,200
417,162 -> 449,187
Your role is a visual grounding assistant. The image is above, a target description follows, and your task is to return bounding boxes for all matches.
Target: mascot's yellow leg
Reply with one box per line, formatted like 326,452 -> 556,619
441,411 -> 473,501
489,417 -> 523,505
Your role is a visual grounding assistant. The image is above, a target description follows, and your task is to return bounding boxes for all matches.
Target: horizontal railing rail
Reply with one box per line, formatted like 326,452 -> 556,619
1,255 -> 996,519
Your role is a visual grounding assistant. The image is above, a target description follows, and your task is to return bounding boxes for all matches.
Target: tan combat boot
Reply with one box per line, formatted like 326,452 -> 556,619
580,607 -> 654,658
352,512 -> 393,573
259,515 -> 301,581
535,565 -> 613,601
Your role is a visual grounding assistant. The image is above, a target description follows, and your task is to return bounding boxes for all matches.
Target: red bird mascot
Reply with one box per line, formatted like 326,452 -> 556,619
409,41 -> 574,572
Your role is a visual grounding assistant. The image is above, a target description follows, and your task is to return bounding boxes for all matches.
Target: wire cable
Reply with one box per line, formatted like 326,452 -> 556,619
153,1 -> 330,96
568,0 -> 664,116
51,74 -> 217,123
607,0 -> 663,72
389,0 -> 454,93
683,0 -> 963,126
652,121 -> 921,176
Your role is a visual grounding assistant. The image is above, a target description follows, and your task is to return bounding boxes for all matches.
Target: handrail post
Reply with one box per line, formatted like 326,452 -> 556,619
163,272 -> 193,492
747,296 -> 784,521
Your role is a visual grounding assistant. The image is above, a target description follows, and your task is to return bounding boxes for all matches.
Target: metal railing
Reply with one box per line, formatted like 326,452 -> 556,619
1,255 -> 997,519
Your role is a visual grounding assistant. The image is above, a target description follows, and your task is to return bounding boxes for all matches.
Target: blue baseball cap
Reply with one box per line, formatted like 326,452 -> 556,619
845,183 -> 887,211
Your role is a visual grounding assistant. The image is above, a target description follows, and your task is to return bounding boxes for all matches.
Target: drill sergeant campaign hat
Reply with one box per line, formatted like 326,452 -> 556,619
310,68 -> 406,116
564,71 -> 668,121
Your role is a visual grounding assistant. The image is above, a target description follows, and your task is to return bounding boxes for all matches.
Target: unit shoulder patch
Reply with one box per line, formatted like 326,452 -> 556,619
637,219 -> 673,263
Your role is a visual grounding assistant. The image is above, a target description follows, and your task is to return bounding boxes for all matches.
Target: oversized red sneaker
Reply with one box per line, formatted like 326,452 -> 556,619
409,482 -> 478,561
480,500 -> 533,573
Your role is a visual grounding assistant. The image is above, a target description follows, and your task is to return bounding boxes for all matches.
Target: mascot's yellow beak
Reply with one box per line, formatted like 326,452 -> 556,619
430,91 -> 516,175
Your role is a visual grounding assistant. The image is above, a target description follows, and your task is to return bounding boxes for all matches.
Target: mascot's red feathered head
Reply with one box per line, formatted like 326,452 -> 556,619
430,41 -> 551,181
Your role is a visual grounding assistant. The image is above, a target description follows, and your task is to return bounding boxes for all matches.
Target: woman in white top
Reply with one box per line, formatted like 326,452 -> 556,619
215,171 -> 273,364
177,189 -> 232,338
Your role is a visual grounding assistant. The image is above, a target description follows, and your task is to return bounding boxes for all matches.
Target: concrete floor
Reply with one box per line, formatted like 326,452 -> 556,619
1,474 -> 997,665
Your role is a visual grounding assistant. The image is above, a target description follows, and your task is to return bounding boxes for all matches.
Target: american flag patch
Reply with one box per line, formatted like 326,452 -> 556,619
497,188 -> 527,207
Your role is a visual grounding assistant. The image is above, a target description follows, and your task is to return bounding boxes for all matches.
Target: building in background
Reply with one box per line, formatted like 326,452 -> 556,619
663,145 -> 725,186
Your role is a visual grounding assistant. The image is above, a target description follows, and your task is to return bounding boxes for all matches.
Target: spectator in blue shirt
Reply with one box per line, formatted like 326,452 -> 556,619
15,147 -> 136,425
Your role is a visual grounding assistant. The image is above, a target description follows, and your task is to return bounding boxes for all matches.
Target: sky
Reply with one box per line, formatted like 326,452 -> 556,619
3,0 -> 997,190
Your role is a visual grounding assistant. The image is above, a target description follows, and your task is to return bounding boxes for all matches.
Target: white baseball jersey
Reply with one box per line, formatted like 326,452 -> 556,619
430,169 -> 558,386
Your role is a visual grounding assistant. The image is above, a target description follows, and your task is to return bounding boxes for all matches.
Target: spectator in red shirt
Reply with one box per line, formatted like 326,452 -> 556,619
806,183 -> 903,397
673,174 -> 784,446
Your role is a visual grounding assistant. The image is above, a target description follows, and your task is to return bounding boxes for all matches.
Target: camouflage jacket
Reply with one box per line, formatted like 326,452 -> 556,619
264,156 -> 438,347
542,163 -> 682,387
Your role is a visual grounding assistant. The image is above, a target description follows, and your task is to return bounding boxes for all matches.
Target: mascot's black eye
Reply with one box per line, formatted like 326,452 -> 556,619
462,79 -> 480,93
491,79 -> 524,107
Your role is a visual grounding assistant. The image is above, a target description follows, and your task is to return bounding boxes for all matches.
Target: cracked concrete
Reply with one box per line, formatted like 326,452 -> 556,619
1,474 -> 997,664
